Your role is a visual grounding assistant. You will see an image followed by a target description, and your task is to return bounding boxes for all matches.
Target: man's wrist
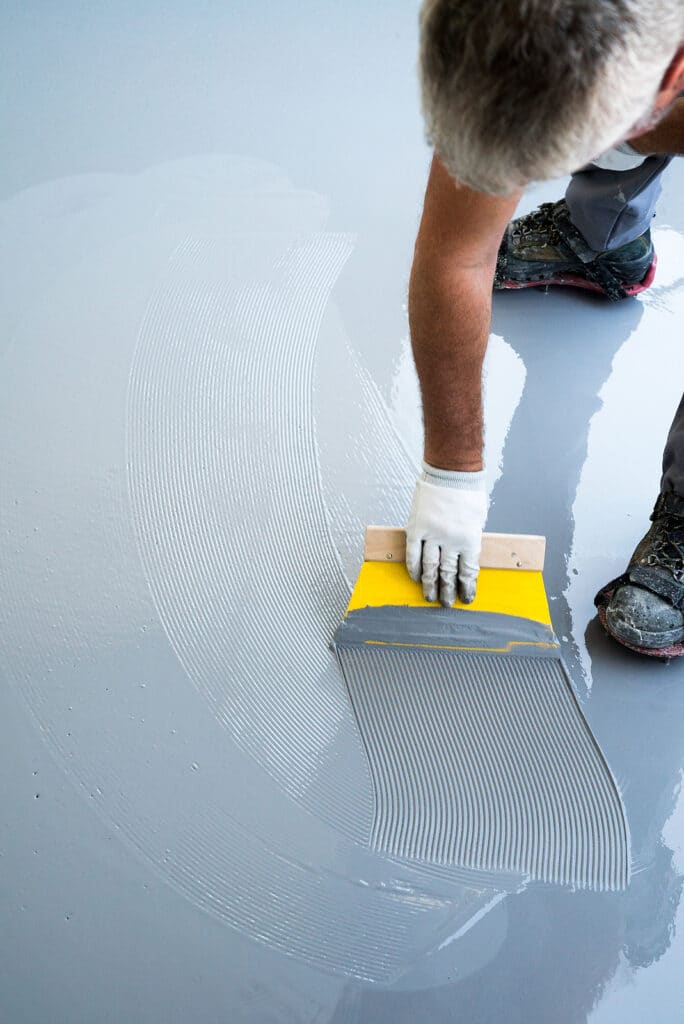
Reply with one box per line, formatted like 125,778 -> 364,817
424,431 -> 484,474
423,451 -> 484,473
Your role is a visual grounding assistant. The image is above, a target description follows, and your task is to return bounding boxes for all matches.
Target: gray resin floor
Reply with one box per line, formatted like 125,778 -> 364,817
2,3 -> 684,1022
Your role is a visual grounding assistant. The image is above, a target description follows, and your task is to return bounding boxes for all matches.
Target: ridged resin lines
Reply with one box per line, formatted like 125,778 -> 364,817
339,646 -> 629,891
126,232 -> 373,839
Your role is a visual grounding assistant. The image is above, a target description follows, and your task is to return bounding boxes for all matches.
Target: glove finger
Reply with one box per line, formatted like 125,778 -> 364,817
421,541 -> 441,603
438,549 -> 459,609
457,551 -> 480,605
405,538 -> 423,583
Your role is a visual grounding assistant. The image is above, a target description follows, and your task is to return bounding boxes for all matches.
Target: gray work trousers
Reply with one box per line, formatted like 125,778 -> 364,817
566,156 -> 684,497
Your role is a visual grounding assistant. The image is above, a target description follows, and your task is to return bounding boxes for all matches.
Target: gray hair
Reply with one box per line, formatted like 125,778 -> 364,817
420,0 -> 684,194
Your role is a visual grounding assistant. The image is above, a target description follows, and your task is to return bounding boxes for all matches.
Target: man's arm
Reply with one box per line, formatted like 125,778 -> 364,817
406,155 -> 520,606
409,154 -> 521,469
630,96 -> 684,155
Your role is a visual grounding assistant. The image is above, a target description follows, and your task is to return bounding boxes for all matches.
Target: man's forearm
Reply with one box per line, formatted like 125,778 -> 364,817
408,156 -> 520,472
409,256 -> 493,471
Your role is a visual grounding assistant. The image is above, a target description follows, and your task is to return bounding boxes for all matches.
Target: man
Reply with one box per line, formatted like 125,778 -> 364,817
406,0 -> 684,656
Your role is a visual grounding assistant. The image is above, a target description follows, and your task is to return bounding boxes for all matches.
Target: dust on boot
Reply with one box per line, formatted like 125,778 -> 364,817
494,199 -> 657,301
595,492 -> 684,658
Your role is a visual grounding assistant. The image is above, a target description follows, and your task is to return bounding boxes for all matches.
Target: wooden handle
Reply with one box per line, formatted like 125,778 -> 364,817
364,526 -> 546,571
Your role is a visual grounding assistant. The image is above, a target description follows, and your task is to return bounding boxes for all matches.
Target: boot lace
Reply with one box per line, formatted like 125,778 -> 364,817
645,496 -> 684,582
511,201 -> 565,245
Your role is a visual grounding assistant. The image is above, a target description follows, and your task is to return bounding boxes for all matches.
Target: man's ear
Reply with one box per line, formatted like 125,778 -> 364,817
656,45 -> 684,112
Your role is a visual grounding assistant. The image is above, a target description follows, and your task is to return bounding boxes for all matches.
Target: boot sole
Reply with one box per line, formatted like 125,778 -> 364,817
496,255 -> 657,298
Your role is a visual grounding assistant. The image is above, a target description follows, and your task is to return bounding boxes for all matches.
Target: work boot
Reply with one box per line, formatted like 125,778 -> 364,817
595,492 -> 684,657
495,199 -> 657,301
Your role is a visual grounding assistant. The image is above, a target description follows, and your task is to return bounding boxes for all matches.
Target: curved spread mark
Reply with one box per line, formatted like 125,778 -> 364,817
126,232 -> 373,839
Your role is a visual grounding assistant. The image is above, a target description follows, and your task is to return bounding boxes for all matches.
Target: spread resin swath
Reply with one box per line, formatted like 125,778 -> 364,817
333,528 -> 630,891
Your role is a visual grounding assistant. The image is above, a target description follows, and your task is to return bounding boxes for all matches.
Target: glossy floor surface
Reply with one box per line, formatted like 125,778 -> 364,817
2,4 -> 684,1022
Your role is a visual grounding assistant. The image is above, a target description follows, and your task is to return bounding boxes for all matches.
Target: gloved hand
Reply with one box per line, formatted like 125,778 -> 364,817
406,463 -> 488,608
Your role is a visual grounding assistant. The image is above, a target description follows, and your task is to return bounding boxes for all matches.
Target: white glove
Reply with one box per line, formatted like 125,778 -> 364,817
406,463 -> 488,608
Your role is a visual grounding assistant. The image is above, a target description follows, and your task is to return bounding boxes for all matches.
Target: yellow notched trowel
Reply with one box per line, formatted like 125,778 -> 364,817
337,526 -> 554,653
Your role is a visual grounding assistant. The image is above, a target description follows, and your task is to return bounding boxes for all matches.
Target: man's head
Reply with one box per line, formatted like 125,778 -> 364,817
420,0 -> 684,195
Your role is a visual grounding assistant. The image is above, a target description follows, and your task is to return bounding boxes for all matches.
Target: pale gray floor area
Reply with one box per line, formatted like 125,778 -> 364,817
2,3 -> 684,1022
